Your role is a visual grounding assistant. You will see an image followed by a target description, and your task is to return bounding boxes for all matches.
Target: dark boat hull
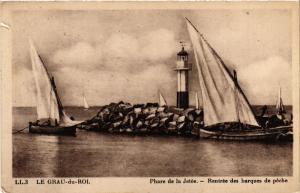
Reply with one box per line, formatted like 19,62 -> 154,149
198,126 -> 292,141
29,124 -> 76,135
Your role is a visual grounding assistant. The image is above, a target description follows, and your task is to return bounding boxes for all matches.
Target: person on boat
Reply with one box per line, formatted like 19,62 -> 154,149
40,119 -> 50,126
260,105 -> 268,117
265,115 -> 284,128
48,119 -> 52,126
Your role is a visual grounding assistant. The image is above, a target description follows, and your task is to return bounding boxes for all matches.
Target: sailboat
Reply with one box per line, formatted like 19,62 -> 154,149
276,87 -> 286,115
28,39 -> 81,135
83,93 -> 90,110
159,92 -> 167,107
186,18 -> 291,140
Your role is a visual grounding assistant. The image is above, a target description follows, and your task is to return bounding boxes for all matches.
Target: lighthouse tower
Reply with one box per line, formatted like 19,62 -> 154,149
175,45 -> 190,109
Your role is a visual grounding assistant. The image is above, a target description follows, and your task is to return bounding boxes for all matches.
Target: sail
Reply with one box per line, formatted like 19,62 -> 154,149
186,19 -> 259,127
195,92 -> 200,109
83,94 -> 89,109
159,92 -> 167,106
276,87 -> 285,114
30,39 -> 81,127
30,39 -> 60,123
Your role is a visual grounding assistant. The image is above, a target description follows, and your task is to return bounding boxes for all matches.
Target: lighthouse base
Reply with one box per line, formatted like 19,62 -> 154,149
177,91 -> 189,109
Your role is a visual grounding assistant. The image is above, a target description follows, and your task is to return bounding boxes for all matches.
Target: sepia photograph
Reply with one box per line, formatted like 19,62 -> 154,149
1,2 -> 299,193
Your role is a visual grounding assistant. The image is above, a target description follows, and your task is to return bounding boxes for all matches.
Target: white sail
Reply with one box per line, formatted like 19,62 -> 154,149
30,39 -> 60,123
276,87 -> 285,114
60,111 -> 82,126
83,94 -> 89,109
159,92 -> 167,106
30,39 -> 81,127
186,19 -> 259,127
195,92 -> 200,110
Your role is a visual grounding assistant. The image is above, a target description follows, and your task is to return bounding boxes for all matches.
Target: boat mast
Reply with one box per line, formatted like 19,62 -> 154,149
277,87 -> 285,115
233,70 -> 241,123
39,54 -> 64,119
50,77 -> 64,118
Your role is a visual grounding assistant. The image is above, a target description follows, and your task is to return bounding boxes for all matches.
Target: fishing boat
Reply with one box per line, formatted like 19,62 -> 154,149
186,18 -> 292,140
28,39 -> 81,135
83,93 -> 90,110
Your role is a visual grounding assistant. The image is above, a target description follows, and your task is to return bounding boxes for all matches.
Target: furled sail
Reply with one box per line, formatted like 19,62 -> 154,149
276,87 -> 285,114
83,94 -> 90,109
195,92 -> 200,110
159,92 -> 167,106
186,19 -> 259,127
30,39 -> 80,126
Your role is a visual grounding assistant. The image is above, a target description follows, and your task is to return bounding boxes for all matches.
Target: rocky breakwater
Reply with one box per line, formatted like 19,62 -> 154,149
81,101 -> 203,136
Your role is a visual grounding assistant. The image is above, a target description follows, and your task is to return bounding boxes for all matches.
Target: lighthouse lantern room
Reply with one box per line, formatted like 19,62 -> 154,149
175,45 -> 190,109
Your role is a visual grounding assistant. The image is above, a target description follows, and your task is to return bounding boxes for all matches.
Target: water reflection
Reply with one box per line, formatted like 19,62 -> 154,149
13,131 -> 292,177
13,107 -> 292,177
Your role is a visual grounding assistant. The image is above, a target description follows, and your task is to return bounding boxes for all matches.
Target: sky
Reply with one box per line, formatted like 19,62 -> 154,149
12,9 -> 292,107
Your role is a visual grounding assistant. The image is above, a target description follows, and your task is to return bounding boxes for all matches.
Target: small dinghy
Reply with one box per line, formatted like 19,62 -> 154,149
186,18 -> 292,141
28,39 -> 82,135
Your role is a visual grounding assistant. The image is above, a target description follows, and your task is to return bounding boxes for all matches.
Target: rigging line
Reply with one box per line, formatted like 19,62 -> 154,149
49,85 -> 52,120
12,126 -> 28,134
234,79 -> 240,123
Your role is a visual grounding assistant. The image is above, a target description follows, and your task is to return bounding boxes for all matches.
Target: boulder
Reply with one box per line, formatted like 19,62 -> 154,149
177,122 -> 185,130
134,107 -> 142,114
146,114 -> 156,120
145,103 -> 159,108
126,128 -> 133,133
112,121 -> 122,128
149,107 -> 158,114
157,107 -> 165,112
177,115 -> 186,123
136,120 -> 143,129
133,104 -> 145,109
173,114 -> 180,121
168,121 -> 177,131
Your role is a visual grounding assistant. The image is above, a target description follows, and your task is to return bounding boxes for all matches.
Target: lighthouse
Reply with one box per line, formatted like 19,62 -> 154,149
175,45 -> 190,109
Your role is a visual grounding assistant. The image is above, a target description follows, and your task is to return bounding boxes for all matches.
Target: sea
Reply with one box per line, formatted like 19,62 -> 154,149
13,105 -> 293,177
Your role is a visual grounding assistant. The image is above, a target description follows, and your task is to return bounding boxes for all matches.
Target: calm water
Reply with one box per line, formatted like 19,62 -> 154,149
13,106 -> 293,177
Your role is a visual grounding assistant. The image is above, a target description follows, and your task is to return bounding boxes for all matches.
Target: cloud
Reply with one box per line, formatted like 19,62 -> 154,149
238,56 -> 292,105
54,64 -> 176,106
104,33 -> 139,59
52,42 -> 103,70
50,28 -> 178,73
140,29 -> 178,61
14,28 -> 179,106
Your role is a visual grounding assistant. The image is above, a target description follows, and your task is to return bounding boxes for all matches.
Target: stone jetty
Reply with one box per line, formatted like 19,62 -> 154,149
80,101 -> 203,136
